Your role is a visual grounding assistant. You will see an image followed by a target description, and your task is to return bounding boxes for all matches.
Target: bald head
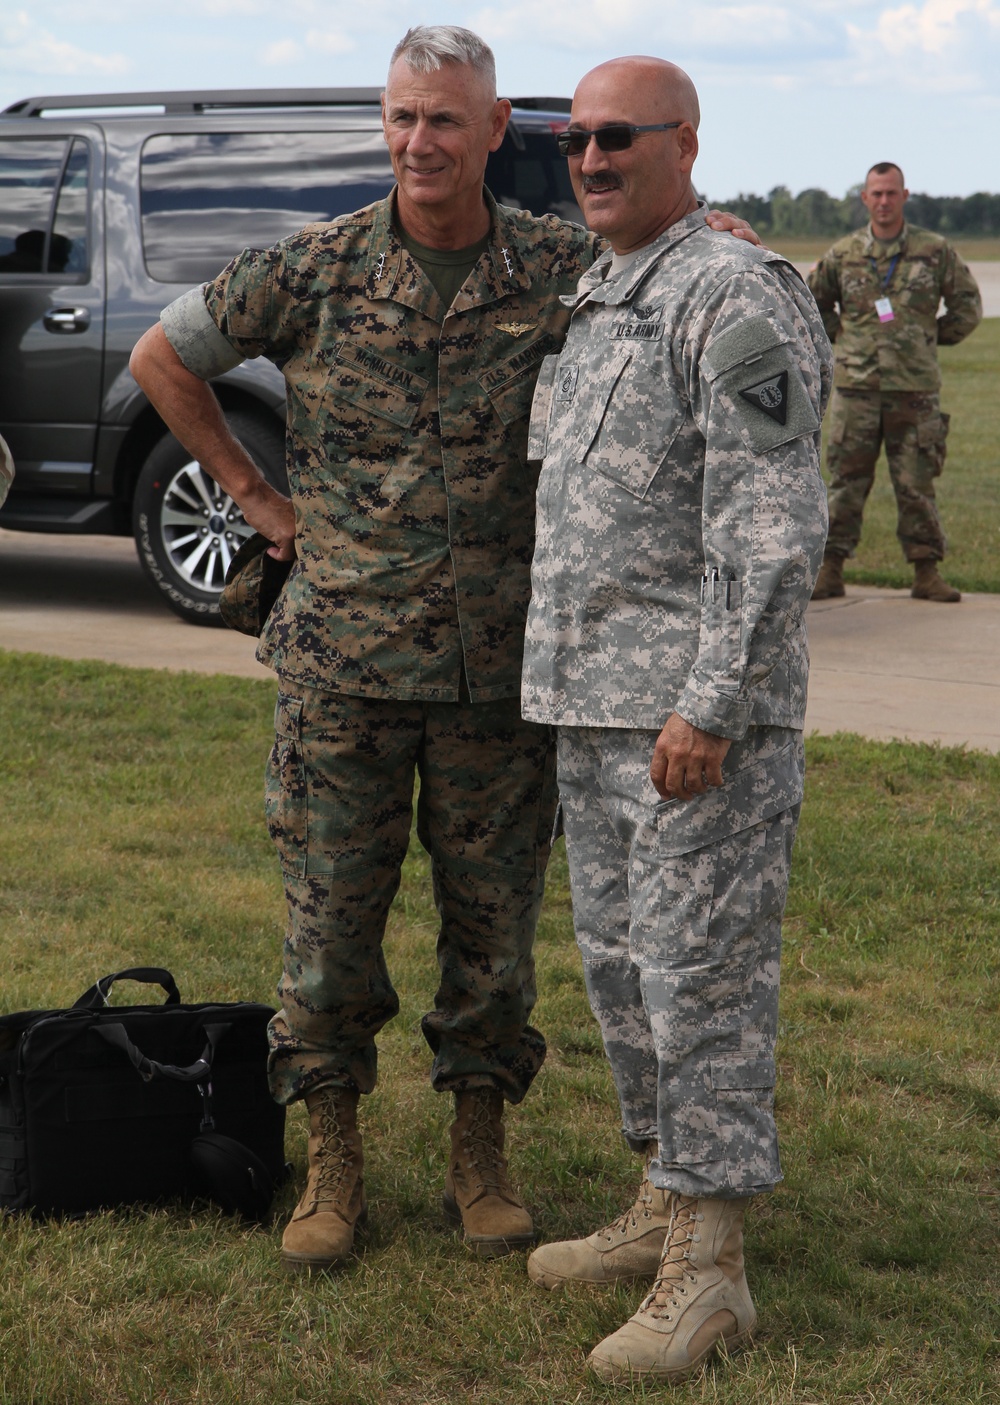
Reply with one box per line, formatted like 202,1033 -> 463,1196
567,55 -> 701,253
574,57 -> 700,130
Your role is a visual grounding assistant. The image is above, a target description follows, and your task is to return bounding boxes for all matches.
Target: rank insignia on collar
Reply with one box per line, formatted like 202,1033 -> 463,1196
739,370 -> 789,425
497,322 -> 534,337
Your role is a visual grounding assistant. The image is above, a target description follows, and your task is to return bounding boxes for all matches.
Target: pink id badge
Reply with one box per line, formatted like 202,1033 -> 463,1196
875,296 -> 895,323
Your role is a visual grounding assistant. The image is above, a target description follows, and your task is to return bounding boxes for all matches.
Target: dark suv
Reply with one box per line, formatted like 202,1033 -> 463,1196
0,89 -> 578,624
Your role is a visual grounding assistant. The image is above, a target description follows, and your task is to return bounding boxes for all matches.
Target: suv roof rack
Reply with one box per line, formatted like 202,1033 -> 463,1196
3,90 -> 573,120
2,89 -> 385,118
505,97 -> 572,114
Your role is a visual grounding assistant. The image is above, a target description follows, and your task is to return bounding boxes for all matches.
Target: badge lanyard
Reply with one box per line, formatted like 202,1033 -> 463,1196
871,252 -> 900,324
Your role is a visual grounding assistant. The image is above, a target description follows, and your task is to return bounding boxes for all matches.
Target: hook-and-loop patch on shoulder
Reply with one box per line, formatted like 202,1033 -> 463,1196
702,313 -> 820,454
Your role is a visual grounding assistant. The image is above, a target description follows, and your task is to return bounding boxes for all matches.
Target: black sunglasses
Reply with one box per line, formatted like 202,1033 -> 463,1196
556,122 -> 682,157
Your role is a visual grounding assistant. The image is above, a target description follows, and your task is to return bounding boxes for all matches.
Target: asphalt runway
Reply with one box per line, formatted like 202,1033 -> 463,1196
2,528 -> 998,753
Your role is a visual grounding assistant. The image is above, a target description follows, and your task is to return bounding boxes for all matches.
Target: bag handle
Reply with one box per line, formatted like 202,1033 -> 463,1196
94,1021 -> 232,1084
73,967 -> 182,1010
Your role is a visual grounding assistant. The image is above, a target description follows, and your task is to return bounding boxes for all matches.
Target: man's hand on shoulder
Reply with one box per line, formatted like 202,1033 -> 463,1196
705,210 -> 762,248
650,712 -> 732,801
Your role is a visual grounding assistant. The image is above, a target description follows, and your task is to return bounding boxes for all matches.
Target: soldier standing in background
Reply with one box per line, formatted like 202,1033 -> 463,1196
809,162 -> 981,603
521,56 -> 830,1384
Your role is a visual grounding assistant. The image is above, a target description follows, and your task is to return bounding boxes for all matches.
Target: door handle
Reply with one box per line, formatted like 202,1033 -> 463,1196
43,307 -> 91,333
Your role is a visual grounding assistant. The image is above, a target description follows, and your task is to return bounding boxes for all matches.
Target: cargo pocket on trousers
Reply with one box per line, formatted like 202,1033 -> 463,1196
712,1053 -> 780,1183
265,692 -> 307,877
918,410 -> 950,477
636,821 -> 720,958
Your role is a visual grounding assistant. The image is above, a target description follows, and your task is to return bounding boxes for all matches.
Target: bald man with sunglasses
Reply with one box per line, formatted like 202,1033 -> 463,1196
521,57 -> 832,1383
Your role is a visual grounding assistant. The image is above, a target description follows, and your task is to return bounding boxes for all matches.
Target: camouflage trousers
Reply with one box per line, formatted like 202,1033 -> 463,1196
825,388 -> 950,562
557,725 -> 804,1199
265,687 -> 555,1106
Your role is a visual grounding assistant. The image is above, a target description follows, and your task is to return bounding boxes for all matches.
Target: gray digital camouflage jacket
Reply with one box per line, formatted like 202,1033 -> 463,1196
521,207 -> 833,740
162,191 -> 597,700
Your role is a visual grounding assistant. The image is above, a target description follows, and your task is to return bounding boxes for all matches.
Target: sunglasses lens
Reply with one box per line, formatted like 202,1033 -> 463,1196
557,131 -> 587,156
558,126 -> 634,156
595,126 -> 632,152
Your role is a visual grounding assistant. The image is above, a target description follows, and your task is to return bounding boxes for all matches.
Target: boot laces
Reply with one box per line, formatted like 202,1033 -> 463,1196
460,1093 -> 508,1196
312,1095 -> 357,1204
598,1176 -> 655,1242
640,1195 -> 700,1318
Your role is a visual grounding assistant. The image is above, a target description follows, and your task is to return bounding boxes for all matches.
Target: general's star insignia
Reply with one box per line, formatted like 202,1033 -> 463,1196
739,370 -> 789,425
497,322 -> 535,337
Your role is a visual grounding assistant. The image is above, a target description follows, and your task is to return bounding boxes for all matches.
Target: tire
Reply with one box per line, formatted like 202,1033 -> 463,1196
132,410 -> 287,627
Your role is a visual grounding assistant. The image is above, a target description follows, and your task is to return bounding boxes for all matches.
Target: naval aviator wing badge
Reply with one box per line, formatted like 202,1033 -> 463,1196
739,370 -> 789,425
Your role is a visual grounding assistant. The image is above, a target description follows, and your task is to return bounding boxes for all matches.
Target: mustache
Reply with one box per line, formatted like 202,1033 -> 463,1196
581,173 -> 625,193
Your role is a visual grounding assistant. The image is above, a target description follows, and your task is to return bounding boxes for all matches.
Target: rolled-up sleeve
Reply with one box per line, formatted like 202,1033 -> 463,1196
160,284 -> 246,379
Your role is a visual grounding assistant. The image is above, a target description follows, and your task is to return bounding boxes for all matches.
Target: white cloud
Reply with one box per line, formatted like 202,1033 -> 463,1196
305,30 -> 356,56
262,30 -> 354,67
868,0 -> 999,54
844,0 -> 1000,91
262,39 -> 303,66
0,10 -> 129,79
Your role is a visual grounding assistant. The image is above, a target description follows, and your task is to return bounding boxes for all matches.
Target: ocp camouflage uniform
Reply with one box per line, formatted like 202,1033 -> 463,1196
522,208 -> 831,1198
0,432 -> 13,507
807,223 -> 981,561
161,190 -> 597,1106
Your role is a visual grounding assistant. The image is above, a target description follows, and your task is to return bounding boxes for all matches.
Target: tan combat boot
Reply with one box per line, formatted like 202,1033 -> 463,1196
280,1085 -> 366,1274
911,560 -> 961,602
588,1194 -> 756,1384
527,1144 -> 671,1289
811,552 -> 846,600
443,1088 -> 536,1257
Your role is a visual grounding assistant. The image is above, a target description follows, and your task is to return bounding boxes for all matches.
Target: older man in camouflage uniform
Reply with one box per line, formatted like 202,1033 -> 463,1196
129,25 -> 603,1272
520,58 -> 831,1384
809,162 -> 981,603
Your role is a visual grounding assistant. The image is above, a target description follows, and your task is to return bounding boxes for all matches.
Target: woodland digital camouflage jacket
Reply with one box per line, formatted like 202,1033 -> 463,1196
807,222 -> 981,392
163,191 -> 597,699
521,207 -> 833,739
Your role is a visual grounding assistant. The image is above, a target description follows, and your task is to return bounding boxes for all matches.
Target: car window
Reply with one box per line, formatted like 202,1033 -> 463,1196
485,127 -> 583,224
140,130 -> 396,282
0,137 -> 89,275
50,139 -> 90,275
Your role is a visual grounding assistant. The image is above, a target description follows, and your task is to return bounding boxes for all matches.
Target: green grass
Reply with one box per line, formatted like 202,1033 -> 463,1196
1,654 -> 998,1404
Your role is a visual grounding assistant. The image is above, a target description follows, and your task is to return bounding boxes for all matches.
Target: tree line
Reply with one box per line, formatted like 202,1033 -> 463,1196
713,186 -> 1000,238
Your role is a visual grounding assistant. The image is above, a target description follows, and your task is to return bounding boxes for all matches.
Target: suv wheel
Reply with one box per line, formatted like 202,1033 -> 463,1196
132,410 -> 286,627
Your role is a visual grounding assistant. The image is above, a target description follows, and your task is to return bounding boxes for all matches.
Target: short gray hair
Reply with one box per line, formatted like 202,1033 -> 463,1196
389,26 -> 497,96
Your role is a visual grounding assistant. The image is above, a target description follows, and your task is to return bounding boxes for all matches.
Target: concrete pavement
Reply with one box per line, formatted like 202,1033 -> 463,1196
1,529 -> 998,753
0,528 -> 271,681
804,585 -> 1000,752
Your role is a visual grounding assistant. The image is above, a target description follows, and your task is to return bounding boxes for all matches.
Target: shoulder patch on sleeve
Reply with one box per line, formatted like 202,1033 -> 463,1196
703,314 -> 821,455
160,285 -> 245,380
739,370 -> 789,424
702,313 -> 787,380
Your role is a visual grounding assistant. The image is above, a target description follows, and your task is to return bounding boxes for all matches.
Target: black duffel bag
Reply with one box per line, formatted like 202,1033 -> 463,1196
0,967 -> 286,1221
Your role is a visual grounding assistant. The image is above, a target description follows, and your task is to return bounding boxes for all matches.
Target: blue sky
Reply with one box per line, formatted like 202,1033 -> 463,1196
3,0 -> 998,201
